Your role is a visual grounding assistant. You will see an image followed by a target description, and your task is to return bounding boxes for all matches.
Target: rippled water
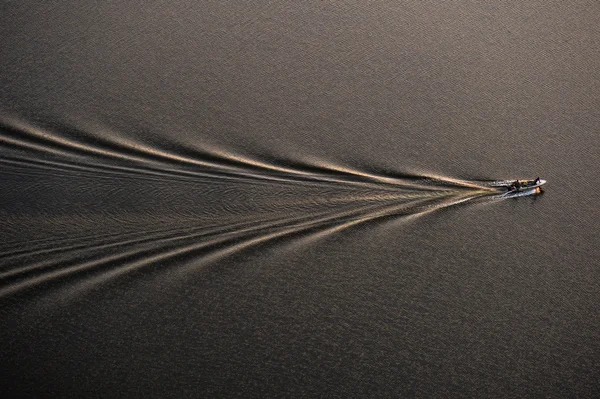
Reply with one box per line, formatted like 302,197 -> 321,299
1,117 -> 507,301
1,1 -> 599,397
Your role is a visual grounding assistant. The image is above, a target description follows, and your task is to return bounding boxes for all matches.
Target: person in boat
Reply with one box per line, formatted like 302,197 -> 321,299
534,177 -> 540,184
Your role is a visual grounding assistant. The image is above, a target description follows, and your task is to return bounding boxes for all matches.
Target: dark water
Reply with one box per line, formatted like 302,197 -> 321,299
1,1 -> 599,397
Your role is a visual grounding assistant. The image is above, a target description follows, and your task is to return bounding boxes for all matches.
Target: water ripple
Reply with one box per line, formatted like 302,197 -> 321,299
0,115 -> 522,304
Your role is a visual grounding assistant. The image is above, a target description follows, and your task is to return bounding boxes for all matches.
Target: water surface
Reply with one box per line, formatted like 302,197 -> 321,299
1,1 -> 599,397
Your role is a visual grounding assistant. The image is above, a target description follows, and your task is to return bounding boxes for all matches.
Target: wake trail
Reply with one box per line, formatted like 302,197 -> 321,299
0,192 -> 476,301
0,114 -> 540,305
1,117 -> 496,192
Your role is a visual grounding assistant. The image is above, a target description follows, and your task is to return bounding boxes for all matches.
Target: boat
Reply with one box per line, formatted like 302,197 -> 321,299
497,177 -> 546,192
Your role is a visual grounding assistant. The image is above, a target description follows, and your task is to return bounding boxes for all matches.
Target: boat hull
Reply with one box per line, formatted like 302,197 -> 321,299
492,179 -> 546,192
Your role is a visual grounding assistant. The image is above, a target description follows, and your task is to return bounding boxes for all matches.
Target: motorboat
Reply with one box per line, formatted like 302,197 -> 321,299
503,177 -> 546,192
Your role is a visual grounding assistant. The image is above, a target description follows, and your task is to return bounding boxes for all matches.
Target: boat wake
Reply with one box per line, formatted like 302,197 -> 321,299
0,116 -> 538,305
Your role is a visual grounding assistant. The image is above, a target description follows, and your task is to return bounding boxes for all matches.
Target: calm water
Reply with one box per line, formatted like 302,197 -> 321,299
1,1 -> 599,397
